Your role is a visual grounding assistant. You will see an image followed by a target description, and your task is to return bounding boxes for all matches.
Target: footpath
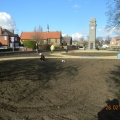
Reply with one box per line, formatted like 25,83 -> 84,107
0,50 -> 120,61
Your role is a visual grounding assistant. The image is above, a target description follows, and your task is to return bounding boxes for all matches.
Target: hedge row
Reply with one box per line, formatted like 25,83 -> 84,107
23,40 -> 36,49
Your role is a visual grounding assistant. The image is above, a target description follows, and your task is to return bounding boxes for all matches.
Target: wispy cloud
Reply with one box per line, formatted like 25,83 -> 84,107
72,28 -> 74,30
73,4 -> 80,8
71,32 -> 83,40
97,26 -> 120,36
98,29 -> 102,32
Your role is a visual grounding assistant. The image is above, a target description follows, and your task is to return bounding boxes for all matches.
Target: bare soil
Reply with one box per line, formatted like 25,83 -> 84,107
0,58 -> 120,120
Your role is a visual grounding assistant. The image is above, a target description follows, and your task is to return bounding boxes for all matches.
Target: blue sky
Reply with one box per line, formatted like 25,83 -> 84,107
0,0 -> 118,40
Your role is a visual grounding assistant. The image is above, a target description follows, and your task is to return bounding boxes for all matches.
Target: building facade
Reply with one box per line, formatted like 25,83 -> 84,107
110,37 -> 120,47
0,26 -> 20,48
62,36 -> 72,45
20,31 -> 62,46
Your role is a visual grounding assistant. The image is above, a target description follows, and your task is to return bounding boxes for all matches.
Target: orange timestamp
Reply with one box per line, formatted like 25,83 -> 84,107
106,105 -> 119,110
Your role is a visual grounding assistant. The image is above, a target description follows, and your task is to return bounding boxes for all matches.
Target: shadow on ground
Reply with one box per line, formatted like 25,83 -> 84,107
1,59 -> 120,120
0,58 -> 78,82
97,65 -> 120,120
97,99 -> 120,120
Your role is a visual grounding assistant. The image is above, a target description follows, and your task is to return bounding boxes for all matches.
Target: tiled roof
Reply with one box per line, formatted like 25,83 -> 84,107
2,29 -> 18,37
62,36 -> 72,41
116,37 -> 120,40
20,32 -> 61,40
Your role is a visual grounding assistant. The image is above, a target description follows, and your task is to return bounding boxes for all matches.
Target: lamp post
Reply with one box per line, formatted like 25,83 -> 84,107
11,37 -> 14,52
36,42 -> 38,53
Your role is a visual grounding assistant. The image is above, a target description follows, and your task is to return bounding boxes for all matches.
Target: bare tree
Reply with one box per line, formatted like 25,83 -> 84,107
32,25 -> 43,44
80,36 -> 85,41
106,0 -> 120,27
104,35 -> 112,44
96,37 -> 104,47
83,40 -> 88,48
38,25 -> 43,32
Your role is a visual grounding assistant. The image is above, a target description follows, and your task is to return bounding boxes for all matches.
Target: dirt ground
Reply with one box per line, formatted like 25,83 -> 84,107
0,58 -> 120,120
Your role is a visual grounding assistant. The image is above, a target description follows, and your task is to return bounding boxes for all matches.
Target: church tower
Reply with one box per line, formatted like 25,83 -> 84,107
88,18 -> 97,49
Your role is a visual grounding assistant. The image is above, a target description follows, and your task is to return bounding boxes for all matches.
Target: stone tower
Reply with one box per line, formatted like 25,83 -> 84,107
88,18 -> 97,49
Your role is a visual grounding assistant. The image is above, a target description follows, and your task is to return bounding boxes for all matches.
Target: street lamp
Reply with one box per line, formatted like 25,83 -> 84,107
36,42 -> 38,53
11,37 -> 14,52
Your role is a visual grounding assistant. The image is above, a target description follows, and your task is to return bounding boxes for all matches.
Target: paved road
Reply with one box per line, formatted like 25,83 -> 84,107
0,50 -> 120,61
0,54 -> 119,61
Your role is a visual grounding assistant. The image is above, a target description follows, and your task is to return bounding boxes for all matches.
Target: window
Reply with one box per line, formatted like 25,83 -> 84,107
48,39 -> 51,43
15,43 -> 19,47
40,40 -> 44,44
15,37 -> 17,41
4,36 -> 7,40
11,37 -> 14,42
55,39 -> 57,43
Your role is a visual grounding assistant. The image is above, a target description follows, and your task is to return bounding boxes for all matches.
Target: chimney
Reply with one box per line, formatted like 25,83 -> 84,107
11,29 -> 14,34
0,26 -> 2,35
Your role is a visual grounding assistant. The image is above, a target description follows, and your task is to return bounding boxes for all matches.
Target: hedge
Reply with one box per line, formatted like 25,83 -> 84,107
23,40 -> 36,49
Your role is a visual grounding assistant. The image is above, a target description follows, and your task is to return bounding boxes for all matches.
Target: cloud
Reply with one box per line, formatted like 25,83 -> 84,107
73,4 -> 80,8
62,33 -> 68,37
0,12 -> 16,30
97,26 -> 120,36
97,29 -> 102,32
104,27 -> 120,36
71,32 -> 83,40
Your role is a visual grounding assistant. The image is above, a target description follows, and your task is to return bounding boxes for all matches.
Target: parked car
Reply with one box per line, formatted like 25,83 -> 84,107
78,46 -> 84,50
102,44 -> 109,48
19,46 -> 24,48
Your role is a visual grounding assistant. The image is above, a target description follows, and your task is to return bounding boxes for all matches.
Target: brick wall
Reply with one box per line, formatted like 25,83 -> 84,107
0,36 -> 9,46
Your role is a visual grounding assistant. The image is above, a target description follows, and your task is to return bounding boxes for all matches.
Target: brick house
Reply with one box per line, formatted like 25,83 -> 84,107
110,37 -> 120,47
0,26 -> 20,48
20,31 -> 62,46
62,36 -> 72,45
72,40 -> 78,45
78,41 -> 84,46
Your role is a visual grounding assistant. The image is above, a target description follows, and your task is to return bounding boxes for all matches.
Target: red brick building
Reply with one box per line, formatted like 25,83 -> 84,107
110,37 -> 120,47
20,31 -> 62,46
0,26 -> 20,48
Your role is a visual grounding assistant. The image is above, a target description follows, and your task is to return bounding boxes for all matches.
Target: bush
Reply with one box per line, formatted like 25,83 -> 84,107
23,40 -> 36,49
38,44 -> 51,50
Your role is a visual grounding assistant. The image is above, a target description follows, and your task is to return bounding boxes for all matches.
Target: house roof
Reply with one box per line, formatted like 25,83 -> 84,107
20,31 -> 61,40
116,37 -> 120,40
1,29 -> 18,37
62,36 -> 72,41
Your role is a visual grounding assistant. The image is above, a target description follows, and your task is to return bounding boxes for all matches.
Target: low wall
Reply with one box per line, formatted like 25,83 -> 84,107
0,51 -> 37,56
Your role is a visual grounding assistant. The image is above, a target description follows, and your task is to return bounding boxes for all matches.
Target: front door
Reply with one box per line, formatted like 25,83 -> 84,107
90,43 -> 93,49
